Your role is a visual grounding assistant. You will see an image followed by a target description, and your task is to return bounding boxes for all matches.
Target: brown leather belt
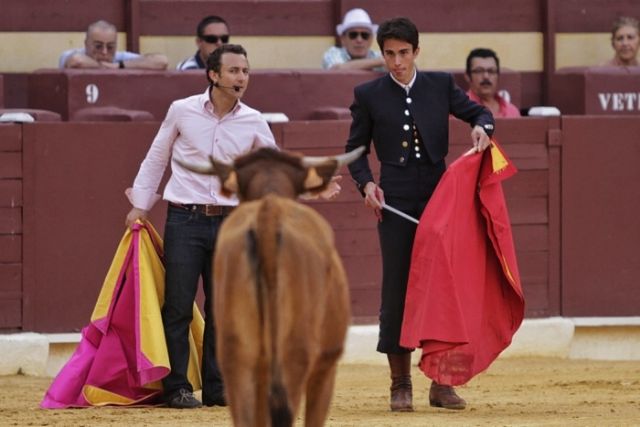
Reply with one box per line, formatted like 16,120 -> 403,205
169,202 -> 235,216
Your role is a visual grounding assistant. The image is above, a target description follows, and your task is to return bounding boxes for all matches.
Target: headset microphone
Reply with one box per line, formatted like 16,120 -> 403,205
213,81 -> 241,92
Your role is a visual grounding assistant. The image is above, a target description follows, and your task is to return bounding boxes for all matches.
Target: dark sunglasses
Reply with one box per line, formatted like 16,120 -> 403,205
347,31 -> 371,40
200,34 -> 230,44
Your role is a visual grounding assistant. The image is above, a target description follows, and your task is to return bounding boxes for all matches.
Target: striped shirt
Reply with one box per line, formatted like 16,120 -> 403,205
176,52 -> 205,70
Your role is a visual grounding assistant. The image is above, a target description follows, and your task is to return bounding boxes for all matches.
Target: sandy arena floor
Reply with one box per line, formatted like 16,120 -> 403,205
1,357 -> 639,426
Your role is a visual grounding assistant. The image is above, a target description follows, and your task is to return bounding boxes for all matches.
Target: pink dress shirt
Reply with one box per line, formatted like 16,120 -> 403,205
127,89 -> 277,210
466,90 -> 521,118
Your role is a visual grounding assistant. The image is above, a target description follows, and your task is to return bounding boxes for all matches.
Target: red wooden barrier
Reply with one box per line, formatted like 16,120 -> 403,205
21,123 -> 166,331
550,67 -> 640,115
0,124 -> 23,329
7,115 -> 640,332
561,116 -> 640,316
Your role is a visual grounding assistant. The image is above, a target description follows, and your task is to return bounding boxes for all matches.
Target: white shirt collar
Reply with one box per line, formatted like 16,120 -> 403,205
390,68 -> 417,94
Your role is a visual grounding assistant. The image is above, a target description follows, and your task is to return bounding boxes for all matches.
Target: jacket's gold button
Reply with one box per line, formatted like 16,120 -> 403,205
400,156 -> 405,162
402,141 -> 408,147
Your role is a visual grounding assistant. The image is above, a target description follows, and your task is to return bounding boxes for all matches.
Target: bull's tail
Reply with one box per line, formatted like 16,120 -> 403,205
248,194 -> 293,427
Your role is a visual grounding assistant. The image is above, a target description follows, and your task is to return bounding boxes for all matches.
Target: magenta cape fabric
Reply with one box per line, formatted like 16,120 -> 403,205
40,222 -> 194,408
399,143 -> 525,386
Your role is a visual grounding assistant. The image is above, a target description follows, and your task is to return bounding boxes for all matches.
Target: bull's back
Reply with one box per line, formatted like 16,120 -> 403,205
214,196 -> 349,351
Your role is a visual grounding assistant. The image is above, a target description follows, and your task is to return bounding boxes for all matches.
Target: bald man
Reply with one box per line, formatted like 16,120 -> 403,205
59,20 -> 168,70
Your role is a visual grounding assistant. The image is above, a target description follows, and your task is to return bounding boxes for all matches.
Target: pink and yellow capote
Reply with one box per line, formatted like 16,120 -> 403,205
41,221 -> 203,408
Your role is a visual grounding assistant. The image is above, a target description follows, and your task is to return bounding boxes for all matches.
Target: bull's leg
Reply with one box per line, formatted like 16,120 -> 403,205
303,350 -> 342,427
223,366 -> 258,427
279,351 -> 310,424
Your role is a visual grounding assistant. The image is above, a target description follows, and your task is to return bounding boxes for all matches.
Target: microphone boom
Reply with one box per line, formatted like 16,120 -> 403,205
214,82 -> 242,92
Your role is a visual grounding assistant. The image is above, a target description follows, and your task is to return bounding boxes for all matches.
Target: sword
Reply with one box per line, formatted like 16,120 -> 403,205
381,202 -> 419,224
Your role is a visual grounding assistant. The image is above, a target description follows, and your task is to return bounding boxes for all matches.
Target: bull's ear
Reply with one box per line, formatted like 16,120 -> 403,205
303,161 -> 339,192
303,167 -> 324,190
222,171 -> 238,194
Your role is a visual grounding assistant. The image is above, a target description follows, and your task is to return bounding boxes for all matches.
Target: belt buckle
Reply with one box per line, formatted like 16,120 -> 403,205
204,205 -> 217,216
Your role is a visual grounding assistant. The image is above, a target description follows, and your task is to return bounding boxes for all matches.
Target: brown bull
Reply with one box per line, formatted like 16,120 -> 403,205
177,147 -> 364,427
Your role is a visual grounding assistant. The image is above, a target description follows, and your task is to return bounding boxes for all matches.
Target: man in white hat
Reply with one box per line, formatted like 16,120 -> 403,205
322,8 -> 385,70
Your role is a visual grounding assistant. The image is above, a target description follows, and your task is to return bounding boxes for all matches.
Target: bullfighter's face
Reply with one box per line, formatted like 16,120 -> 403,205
210,52 -> 249,99
381,38 -> 419,85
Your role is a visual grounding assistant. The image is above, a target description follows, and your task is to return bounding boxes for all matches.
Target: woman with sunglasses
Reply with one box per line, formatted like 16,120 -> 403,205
322,8 -> 386,71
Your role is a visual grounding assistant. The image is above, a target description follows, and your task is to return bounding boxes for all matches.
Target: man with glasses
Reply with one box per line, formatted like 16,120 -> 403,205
59,20 -> 168,70
322,8 -> 385,71
177,15 -> 230,70
464,48 -> 520,118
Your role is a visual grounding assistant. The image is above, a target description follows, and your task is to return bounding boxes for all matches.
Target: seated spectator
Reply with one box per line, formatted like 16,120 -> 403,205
465,48 -> 520,118
322,8 -> 385,71
59,20 -> 168,70
176,15 -> 230,70
603,16 -> 639,67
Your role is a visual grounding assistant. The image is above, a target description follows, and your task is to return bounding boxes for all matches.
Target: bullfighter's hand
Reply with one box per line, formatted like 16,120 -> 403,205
319,175 -> 343,200
363,182 -> 383,221
471,125 -> 491,152
125,207 -> 149,229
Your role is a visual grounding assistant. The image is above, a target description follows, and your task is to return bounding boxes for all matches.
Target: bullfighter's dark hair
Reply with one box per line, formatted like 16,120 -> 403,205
376,17 -> 419,52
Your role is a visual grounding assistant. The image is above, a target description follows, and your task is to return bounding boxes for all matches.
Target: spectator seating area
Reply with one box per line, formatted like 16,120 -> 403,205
3,0 -> 638,108
18,68 -> 527,122
2,66 -> 639,122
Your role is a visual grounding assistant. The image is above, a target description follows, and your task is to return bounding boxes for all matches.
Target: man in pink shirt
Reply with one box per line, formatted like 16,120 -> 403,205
465,48 -> 520,118
125,44 -> 277,409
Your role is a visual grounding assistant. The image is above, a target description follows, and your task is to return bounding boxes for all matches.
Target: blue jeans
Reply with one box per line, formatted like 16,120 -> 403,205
161,205 -> 225,402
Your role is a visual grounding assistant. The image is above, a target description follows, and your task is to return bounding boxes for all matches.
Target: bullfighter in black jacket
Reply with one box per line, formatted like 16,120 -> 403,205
345,17 -> 495,412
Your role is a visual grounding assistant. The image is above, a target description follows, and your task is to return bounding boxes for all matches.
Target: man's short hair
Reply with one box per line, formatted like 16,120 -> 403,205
376,17 -> 419,52
86,20 -> 117,37
206,44 -> 247,83
197,15 -> 229,37
466,48 -> 500,76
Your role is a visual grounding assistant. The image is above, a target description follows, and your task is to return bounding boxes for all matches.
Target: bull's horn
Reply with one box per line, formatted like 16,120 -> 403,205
173,156 -> 216,175
301,146 -> 366,168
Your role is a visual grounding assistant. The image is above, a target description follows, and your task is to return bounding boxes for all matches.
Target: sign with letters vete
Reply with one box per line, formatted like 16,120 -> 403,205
597,92 -> 640,112
551,68 -> 640,115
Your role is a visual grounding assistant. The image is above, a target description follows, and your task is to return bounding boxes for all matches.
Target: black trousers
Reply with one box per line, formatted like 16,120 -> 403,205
376,158 -> 445,354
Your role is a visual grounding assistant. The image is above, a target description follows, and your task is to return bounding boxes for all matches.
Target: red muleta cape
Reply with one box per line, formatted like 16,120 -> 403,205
399,142 -> 524,386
